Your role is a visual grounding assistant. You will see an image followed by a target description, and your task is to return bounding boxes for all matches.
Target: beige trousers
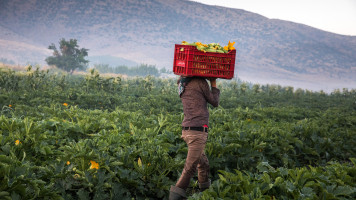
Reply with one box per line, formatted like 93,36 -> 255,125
175,129 -> 209,190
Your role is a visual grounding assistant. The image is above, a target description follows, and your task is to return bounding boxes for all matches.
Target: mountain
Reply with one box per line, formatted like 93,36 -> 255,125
1,0 -> 355,91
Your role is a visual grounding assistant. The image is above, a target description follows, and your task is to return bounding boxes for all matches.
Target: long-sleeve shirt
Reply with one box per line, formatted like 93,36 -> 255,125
180,77 -> 220,127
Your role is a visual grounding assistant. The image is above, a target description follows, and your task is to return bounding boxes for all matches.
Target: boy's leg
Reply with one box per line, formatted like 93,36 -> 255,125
197,153 -> 210,191
175,130 -> 208,190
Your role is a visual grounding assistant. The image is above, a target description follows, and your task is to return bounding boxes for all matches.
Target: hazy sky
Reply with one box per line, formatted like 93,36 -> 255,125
190,0 -> 356,36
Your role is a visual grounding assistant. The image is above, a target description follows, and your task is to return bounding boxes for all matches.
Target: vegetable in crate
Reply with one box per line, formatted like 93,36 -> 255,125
181,41 -> 235,53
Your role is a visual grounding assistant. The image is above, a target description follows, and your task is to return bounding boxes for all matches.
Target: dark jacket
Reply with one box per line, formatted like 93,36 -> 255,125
180,77 -> 220,127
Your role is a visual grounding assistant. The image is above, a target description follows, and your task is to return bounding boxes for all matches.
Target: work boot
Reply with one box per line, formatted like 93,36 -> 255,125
169,185 -> 186,200
199,179 -> 211,192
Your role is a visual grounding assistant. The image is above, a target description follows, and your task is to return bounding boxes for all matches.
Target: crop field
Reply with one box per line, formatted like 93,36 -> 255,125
0,67 -> 356,199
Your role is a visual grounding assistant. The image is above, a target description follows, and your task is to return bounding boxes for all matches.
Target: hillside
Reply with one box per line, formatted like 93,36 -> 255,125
0,0 -> 355,91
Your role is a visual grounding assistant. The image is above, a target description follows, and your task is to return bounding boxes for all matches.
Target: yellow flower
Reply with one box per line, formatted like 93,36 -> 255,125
224,41 -> 236,51
15,140 -> 20,145
228,40 -> 235,50
90,160 -> 99,169
67,161 -> 70,165
9,104 -> 12,107
63,103 -> 68,106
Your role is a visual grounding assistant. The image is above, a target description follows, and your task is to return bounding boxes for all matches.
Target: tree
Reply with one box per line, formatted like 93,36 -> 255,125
46,38 -> 89,74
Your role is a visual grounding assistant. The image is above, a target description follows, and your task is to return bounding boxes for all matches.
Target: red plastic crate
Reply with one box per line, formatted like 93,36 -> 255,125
173,44 -> 236,79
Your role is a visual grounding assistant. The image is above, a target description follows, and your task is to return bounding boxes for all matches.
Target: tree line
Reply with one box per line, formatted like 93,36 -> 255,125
45,38 -> 169,77
93,64 -> 161,77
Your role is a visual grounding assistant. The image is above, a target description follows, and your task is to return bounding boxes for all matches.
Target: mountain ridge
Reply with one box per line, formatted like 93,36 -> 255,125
0,0 -> 355,91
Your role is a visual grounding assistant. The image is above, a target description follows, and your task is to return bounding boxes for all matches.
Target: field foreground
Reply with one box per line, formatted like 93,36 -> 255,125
0,67 -> 356,199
